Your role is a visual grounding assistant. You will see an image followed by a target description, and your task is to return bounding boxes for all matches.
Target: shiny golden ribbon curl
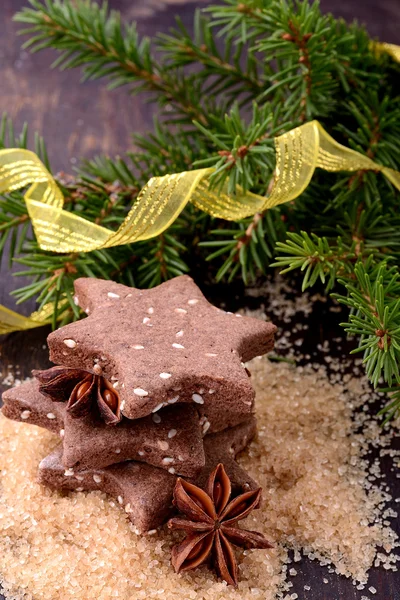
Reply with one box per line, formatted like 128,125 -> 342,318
373,41 -> 400,62
1,39 -> 400,334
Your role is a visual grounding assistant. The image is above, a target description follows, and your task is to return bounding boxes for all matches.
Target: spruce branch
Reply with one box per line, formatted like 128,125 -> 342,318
194,102 -> 278,194
157,11 -> 263,103
200,207 -> 285,284
0,114 -> 44,266
336,262 -> 400,389
15,0 -> 208,125
378,387 -> 400,424
272,231 -> 361,291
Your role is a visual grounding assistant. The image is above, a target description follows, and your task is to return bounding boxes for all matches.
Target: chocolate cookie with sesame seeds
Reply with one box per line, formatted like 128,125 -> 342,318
2,379 -> 66,435
46,276 -> 276,432
2,378 -> 206,477
38,417 -> 258,534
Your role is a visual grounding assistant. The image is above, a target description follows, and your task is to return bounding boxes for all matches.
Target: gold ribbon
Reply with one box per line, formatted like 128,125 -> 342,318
1,117 -> 400,333
0,304 -> 56,334
372,41 -> 400,62
1,121 -> 400,254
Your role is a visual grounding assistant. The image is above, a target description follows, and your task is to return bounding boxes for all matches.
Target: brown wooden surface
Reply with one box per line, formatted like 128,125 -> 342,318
0,1 -> 399,599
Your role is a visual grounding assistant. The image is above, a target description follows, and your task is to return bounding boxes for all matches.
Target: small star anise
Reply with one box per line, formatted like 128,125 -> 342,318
33,366 -> 121,425
167,463 -> 273,586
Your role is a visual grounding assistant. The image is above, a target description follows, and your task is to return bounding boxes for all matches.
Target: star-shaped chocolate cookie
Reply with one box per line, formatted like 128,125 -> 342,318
60,405 -> 205,476
2,379 -> 66,435
38,418 -> 258,533
47,276 -> 276,432
2,380 -> 206,477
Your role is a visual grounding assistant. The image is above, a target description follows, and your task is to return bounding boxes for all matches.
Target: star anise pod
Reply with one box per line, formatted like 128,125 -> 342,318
33,366 -> 121,425
167,463 -> 273,586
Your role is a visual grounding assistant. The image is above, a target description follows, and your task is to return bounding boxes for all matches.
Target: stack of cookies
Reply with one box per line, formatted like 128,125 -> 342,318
2,276 -> 276,533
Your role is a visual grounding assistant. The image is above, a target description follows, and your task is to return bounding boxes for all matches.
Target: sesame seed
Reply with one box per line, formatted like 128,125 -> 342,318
159,373 -> 172,379
125,503 -> 133,513
152,414 -> 161,424
187,299 -> 199,305
152,403 -> 164,413
115,448 -> 121,454
209,389 -> 215,394
60,429 -> 65,437
142,317 -> 151,325
162,458 -> 174,465
158,441 -> 169,451
73,296 -> 79,305
174,308 -> 187,314
147,307 -> 154,314
64,469 -> 75,477
147,529 -> 157,536
63,339 -> 76,349
93,364 -> 102,375
192,393 -> 204,404
76,487 -> 84,492
117,496 -> 123,504
107,292 -> 120,299
168,467 -> 176,474
133,388 -> 148,397
176,330 -> 184,337
203,420 -> 211,434
138,451 -> 145,456
20,410 -> 31,420
205,352 -> 217,357
168,429 -> 177,439
112,381 -> 119,388
46,413 -> 56,420
132,345 -> 144,350
93,475 -> 102,484
75,475 -> 84,481
168,396 -> 179,404
172,343 -> 184,349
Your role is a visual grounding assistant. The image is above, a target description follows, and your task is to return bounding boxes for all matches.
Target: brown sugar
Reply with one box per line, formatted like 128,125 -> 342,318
0,358 -> 398,599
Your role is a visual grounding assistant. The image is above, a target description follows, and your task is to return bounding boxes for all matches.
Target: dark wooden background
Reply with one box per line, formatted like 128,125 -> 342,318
0,1 -> 399,599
